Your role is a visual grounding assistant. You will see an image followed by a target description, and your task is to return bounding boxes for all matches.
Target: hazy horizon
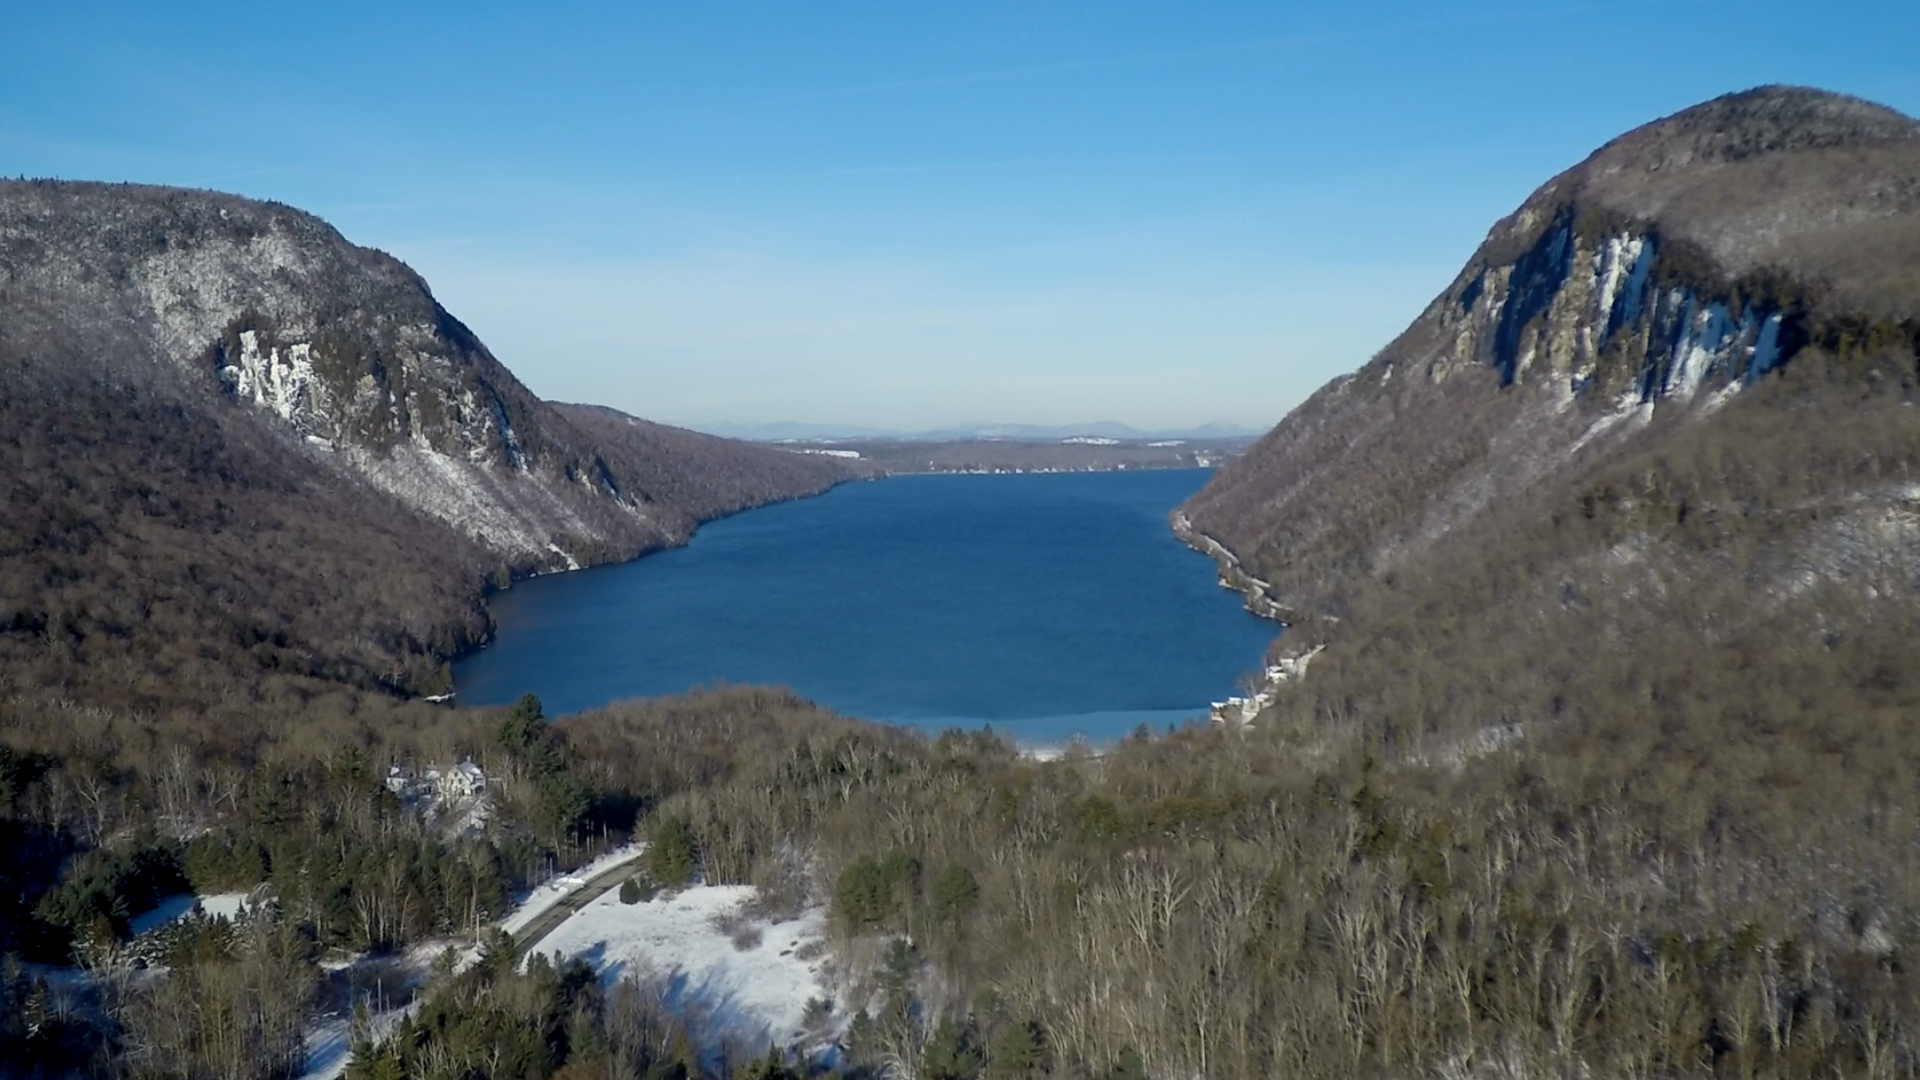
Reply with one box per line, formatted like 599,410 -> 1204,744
675,418 -> 1267,441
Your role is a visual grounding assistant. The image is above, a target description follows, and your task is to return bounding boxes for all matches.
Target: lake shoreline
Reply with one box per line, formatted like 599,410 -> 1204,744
455,470 -> 1275,739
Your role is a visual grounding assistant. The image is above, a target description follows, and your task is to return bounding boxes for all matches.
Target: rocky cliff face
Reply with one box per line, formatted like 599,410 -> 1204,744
1182,87 -> 1920,634
2,181 -> 684,570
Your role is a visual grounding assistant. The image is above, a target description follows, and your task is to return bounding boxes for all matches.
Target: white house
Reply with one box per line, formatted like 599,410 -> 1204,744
437,759 -> 488,801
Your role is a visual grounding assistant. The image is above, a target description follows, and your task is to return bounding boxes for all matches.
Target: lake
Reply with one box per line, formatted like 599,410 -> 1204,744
454,468 -> 1277,745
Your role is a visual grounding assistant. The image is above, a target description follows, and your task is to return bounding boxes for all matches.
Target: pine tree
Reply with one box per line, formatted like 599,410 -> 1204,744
1103,1046 -> 1149,1080
922,1015 -> 985,1080
647,816 -> 699,887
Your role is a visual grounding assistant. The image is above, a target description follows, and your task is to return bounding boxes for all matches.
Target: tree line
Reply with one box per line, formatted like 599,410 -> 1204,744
6,646 -> 1920,1078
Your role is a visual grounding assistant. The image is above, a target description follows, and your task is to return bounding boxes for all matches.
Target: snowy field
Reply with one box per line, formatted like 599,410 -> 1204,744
526,884 -> 834,1053
44,819 -> 839,1078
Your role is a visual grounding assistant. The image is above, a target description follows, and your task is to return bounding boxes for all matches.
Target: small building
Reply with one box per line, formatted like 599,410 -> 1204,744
437,759 -> 488,801
385,766 -> 415,796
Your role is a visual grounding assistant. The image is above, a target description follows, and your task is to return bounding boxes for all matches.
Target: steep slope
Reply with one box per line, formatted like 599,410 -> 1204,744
0,180 -> 856,706
1184,87 -> 1920,624
550,403 -> 879,533
1181,86 -> 1920,745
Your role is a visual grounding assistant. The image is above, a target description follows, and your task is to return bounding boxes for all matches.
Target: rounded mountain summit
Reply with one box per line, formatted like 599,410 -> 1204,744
1181,84 -> 1920,756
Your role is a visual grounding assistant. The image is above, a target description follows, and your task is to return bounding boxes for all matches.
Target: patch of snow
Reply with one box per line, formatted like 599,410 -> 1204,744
132,230 -> 315,371
299,851 -> 646,1079
1567,388 -> 1654,457
223,331 -> 329,433
1699,379 -> 1744,416
128,894 -> 200,936
127,891 -> 255,935
1060,436 -> 1120,445
344,441 -> 632,560
300,1015 -> 353,1080
525,884 -> 834,1054
200,892 -> 251,921
1146,439 -> 1187,447
546,542 -> 582,572
1592,234 -> 1644,325
300,993 -> 424,1080
1406,722 -> 1525,770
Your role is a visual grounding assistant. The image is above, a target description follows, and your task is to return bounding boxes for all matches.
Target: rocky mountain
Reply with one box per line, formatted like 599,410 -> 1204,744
1180,86 -> 1920,746
0,180 -> 857,706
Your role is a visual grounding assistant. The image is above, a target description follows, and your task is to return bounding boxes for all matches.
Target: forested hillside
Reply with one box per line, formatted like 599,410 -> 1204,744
1183,87 -> 1920,730
15,676 -> 1920,1079
1143,83 -> 1920,1076
0,180 -> 857,706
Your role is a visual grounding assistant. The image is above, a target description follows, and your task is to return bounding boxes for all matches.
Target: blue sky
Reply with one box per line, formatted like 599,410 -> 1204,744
5,2 -> 1918,433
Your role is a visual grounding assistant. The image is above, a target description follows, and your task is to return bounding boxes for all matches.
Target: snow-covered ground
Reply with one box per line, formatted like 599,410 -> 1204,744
526,884 -> 834,1053
298,940 -> 458,1080
300,1014 -> 355,1080
127,891 -> 254,935
300,991 -> 424,1080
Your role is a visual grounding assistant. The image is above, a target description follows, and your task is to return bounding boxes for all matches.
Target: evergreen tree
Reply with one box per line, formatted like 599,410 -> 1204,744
930,863 -> 980,926
647,815 -> 699,887
1103,1046 -> 1149,1080
988,1021 -> 1047,1080
923,1015 -> 985,1080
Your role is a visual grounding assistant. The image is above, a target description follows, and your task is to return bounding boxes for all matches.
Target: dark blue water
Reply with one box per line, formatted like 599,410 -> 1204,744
455,469 -> 1276,744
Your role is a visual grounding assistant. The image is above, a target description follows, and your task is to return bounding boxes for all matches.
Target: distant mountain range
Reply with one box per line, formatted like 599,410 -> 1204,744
692,420 -> 1265,442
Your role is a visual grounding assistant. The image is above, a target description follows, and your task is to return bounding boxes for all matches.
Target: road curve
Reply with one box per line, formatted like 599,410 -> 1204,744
512,852 -> 648,957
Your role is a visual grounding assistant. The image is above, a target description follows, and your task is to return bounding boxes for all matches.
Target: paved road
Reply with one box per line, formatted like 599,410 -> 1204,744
512,853 -> 648,957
